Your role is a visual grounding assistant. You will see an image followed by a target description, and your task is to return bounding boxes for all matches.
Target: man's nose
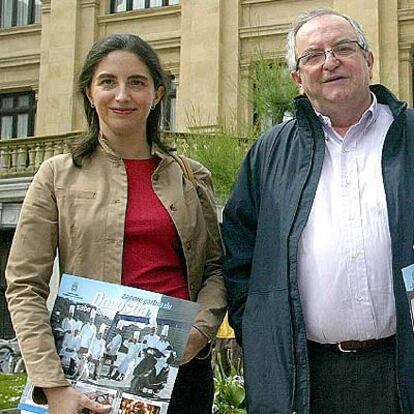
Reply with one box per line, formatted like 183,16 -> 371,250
323,51 -> 340,70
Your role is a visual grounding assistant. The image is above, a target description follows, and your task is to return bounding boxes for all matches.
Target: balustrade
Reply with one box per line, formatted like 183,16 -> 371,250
0,132 -> 81,178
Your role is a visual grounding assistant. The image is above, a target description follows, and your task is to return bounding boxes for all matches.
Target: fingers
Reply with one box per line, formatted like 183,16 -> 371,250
79,394 -> 112,413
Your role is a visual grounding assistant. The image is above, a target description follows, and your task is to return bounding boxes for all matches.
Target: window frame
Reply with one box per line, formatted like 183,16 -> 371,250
0,0 -> 41,28
110,0 -> 179,13
0,91 -> 36,139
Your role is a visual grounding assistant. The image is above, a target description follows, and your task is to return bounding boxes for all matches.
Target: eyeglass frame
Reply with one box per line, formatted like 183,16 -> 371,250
295,40 -> 367,71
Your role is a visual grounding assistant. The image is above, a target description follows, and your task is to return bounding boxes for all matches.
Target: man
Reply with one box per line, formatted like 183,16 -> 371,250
59,328 -> 81,376
142,317 -> 160,350
104,322 -> 124,378
111,332 -> 142,382
79,309 -> 97,355
88,327 -> 106,380
223,8 -> 414,414
61,305 -> 76,333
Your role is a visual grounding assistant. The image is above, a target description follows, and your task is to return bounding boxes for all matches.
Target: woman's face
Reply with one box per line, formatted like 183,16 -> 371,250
86,50 -> 164,140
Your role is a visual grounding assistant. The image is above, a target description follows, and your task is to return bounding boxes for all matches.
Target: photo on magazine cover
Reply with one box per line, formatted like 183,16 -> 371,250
48,273 -> 198,410
119,393 -> 162,414
401,263 -> 414,329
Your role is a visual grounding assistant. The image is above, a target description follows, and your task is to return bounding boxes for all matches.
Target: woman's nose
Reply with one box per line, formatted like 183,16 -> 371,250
115,85 -> 130,101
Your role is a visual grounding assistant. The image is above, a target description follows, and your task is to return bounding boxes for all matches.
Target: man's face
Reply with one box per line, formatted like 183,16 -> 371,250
291,14 -> 373,117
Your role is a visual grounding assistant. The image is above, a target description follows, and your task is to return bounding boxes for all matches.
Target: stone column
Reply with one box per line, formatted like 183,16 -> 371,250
36,0 -> 100,135
176,0 -> 239,131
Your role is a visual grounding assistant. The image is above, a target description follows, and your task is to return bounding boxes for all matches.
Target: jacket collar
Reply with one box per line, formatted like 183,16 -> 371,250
97,132 -> 174,164
293,84 -> 406,125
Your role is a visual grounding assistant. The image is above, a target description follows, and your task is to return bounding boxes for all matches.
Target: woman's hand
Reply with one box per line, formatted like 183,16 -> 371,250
180,327 -> 209,365
44,385 -> 112,414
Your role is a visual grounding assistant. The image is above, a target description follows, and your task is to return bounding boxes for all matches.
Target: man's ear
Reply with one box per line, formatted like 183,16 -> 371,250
291,70 -> 302,89
366,51 -> 374,80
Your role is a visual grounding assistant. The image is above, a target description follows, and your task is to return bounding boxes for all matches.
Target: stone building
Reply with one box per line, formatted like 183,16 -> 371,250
1,0 -> 414,337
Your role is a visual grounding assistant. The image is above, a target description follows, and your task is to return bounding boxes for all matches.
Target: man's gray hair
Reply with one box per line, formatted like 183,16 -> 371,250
286,8 -> 370,71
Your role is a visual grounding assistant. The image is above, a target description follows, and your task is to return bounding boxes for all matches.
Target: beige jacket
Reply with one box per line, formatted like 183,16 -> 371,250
5,138 -> 227,389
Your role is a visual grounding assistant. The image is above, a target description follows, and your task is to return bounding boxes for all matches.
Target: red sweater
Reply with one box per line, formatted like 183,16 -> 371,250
121,158 -> 189,300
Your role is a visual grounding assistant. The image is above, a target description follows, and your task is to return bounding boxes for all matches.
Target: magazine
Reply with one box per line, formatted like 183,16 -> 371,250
19,273 -> 199,414
401,263 -> 414,329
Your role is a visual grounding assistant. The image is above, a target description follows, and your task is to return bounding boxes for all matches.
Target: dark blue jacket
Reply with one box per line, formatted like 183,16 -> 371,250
223,85 -> 414,413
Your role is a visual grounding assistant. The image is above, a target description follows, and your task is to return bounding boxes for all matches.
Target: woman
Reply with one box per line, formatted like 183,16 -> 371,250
6,33 -> 227,414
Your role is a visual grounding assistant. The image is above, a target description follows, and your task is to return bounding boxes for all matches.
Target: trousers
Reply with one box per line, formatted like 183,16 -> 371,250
167,350 -> 213,414
308,338 -> 401,414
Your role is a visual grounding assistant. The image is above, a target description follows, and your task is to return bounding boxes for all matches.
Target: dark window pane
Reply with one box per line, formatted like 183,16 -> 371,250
1,0 -> 13,28
34,0 -> 42,23
17,113 -> 29,137
16,0 -> 30,26
1,97 -> 14,110
17,95 -> 30,107
132,0 -> 145,9
113,0 -> 127,12
150,0 -> 162,7
1,116 -> 13,139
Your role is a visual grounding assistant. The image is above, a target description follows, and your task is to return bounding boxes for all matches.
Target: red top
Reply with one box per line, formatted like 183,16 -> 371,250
121,158 -> 189,300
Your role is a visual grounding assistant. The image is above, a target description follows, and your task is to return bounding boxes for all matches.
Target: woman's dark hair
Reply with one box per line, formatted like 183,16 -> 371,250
72,33 -> 172,166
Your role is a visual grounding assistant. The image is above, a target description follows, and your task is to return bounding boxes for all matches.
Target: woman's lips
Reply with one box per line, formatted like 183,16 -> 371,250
110,108 -> 136,114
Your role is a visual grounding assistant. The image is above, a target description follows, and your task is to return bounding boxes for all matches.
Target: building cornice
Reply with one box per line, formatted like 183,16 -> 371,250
398,7 -> 414,21
0,80 -> 38,92
0,177 -> 32,203
80,0 -> 100,8
0,24 -> 41,38
143,32 -> 181,50
241,0 -> 288,4
0,53 -> 40,69
239,22 -> 290,39
41,0 -> 51,14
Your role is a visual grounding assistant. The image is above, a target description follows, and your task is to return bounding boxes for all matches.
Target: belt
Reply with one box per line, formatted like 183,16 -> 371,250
308,335 -> 395,353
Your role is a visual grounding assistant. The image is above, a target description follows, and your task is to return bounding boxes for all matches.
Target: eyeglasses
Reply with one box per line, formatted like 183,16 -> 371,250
295,41 -> 365,71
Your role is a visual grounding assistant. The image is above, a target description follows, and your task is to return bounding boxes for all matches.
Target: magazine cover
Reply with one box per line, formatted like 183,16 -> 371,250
19,273 -> 199,414
401,263 -> 414,329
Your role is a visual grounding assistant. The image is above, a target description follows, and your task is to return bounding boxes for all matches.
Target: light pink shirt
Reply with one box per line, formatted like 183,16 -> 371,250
297,94 -> 396,343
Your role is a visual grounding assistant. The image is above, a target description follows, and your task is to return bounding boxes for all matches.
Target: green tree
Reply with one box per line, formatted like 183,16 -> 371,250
251,57 -> 297,133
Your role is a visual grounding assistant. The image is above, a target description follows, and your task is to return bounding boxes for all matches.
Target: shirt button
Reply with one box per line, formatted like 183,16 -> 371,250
153,174 -> 159,181
113,199 -> 121,204
169,204 -> 177,211
351,252 -> 359,259
185,240 -> 192,250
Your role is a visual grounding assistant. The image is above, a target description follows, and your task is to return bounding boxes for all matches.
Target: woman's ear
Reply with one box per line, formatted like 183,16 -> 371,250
85,87 -> 94,107
153,86 -> 165,106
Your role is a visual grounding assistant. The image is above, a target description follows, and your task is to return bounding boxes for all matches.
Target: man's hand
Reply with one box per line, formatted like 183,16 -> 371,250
181,327 -> 209,365
44,385 -> 112,414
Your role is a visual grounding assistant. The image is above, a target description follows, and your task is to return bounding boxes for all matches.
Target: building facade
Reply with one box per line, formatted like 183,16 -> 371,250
1,0 -> 414,337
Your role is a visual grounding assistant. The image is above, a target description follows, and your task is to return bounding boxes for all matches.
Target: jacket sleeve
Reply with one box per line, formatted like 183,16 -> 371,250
222,144 -> 261,345
5,159 -> 68,390
190,162 -> 227,340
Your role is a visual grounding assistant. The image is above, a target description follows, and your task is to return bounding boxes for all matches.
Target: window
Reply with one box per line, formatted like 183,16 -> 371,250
0,92 -> 36,139
111,0 -> 179,13
0,0 -> 41,28
162,75 -> 176,131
